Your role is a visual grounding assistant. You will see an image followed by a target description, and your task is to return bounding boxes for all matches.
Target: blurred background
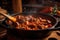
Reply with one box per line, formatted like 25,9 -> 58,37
0,0 -> 60,14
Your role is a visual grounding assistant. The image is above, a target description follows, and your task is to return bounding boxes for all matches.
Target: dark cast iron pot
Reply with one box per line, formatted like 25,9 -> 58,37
2,13 -> 59,39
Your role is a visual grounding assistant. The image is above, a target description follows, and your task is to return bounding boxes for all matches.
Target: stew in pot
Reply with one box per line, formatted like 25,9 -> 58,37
7,15 -> 52,30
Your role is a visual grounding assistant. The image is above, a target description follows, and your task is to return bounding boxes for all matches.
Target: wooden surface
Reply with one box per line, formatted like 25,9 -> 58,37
0,27 -> 7,38
12,0 -> 22,13
44,31 -> 60,40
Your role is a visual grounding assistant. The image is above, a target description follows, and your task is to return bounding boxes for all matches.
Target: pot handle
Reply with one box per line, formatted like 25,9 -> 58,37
44,14 -> 60,30
49,14 -> 60,22
53,15 -> 60,22
46,14 -> 60,31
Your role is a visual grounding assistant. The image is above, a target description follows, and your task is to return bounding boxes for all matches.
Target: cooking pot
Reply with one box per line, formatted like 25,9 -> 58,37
2,13 -> 59,38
